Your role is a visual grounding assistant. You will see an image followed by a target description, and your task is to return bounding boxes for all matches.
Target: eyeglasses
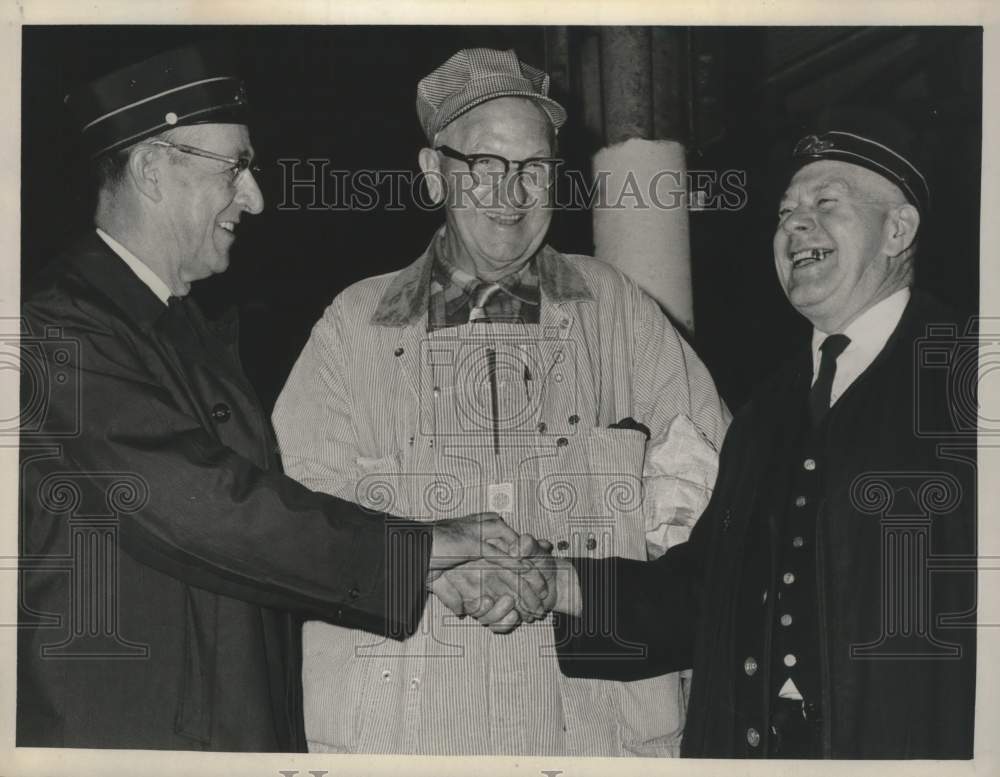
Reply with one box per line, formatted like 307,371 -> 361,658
148,139 -> 261,181
435,145 -> 561,194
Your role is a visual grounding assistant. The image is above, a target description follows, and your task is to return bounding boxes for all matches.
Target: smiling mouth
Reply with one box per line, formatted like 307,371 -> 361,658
789,247 -> 833,269
485,211 -> 525,226
218,221 -> 237,235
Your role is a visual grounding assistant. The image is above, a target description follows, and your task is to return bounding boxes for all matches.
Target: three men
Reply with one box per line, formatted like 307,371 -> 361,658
550,123 -> 977,758
273,48 -> 728,756
17,44 -> 537,751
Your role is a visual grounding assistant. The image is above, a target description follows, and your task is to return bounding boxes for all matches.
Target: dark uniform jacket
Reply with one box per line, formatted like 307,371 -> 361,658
17,233 -> 432,751
556,290 -> 977,758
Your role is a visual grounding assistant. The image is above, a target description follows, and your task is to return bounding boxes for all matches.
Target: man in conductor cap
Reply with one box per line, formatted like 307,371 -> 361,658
273,48 -> 728,756
17,42 -> 547,751
545,116 -> 978,758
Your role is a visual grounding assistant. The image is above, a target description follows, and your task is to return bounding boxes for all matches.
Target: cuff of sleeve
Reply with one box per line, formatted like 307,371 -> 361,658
383,519 -> 433,639
552,557 -> 648,680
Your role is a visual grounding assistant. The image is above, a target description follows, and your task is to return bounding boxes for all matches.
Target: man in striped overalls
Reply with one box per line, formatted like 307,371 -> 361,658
274,47 -> 728,756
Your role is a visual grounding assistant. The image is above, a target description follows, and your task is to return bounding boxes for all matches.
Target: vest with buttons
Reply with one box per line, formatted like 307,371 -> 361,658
731,394 -> 831,755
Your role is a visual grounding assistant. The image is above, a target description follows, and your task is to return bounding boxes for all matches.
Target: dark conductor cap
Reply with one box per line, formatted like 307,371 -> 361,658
791,125 -> 931,216
66,42 -> 248,160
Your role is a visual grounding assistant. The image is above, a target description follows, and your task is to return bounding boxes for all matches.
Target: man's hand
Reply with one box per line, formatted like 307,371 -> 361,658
428,512 -> 520,576
429,558 -> 545,633
427,524 -> 559,633
432,533 -> 570,634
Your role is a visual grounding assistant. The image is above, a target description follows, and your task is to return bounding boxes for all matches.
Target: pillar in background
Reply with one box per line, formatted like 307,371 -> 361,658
589,27 -> 694,334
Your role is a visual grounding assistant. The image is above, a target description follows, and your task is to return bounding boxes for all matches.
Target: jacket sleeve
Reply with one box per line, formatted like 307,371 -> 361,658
553,389 -> 740,681
623,277 -> 730,558
271,295 -> 379,505
21,297 -> 431,639
552,492 -> 712,681
628,276 -> 730,451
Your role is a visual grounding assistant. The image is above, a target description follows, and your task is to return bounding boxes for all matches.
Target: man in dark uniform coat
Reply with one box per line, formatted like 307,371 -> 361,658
546,122 -> 978,758
17,43 -> 546,751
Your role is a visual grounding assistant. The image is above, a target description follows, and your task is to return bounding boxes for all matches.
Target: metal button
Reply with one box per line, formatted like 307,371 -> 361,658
746,727 -> 760,747
744,657 -> 758,676
381,669 -> 391,681
432,386 -> 441,397
784,653 -> 797,667
568,414 -> 580,425
585,537 -> 597,551
349,586 -> 361,599
537,421 -> 547,433
556,437 -> 569,447
409,677 -> 420,690
795,496 -> 807,507
761,589 -> 768,604
556,540 -> 569,551
780,613 -> 793,627
793,536 -> 804,548
782,572 -> 795,585
210,403 -> 231,422
803,458 -> 816,471
394,347 -> 404,357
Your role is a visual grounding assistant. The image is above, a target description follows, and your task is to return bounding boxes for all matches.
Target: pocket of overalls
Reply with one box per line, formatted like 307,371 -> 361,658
536,426 -> 647,560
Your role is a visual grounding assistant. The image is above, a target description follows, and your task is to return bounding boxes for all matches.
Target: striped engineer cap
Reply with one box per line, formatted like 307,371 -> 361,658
416,48 -> 567,142
67,42 -> 249,160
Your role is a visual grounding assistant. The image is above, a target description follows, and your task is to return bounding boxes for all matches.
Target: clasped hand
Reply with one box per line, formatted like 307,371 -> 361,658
428,513 -> 559,633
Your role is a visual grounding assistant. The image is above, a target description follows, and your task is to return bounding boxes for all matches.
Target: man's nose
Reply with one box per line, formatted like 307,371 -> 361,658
236,171 -> 265,214
497,170 -> 534,209
782,207 -> 815,233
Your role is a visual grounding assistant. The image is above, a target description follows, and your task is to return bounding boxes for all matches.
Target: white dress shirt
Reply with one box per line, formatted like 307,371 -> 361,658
810,287 -> 911,405
96,228 -> 172,305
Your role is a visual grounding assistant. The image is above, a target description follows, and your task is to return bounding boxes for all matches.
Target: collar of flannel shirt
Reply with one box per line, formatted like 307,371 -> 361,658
428,240 -> 541,330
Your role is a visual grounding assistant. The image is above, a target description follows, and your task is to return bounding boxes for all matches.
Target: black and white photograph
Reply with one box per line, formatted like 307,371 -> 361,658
3,3 -> 997,775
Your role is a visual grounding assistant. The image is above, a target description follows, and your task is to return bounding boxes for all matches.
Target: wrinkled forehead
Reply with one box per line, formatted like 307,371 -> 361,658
783,159 -> 902,202
444,96 -> 554,150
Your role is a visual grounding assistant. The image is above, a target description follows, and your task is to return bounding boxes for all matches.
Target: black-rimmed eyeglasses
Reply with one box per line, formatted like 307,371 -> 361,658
435,145 -> 561,193
148,139 -> 261,181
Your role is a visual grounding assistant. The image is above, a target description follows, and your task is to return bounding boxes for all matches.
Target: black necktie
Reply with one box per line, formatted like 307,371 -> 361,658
809,334 -> 851,427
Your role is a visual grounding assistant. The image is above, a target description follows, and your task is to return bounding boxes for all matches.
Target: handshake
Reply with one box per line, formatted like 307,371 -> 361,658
427,512 -> 579,633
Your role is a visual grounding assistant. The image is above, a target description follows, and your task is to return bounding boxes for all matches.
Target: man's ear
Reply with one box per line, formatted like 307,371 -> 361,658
884,202 -> 920,257
126,144 -> 164,203
418,147 -> 445,205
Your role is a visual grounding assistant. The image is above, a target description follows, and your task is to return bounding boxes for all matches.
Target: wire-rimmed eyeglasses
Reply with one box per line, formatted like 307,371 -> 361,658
148,139 -> 261,181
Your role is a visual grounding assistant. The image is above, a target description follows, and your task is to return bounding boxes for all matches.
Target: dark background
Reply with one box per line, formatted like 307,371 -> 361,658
21,26 -> 982,412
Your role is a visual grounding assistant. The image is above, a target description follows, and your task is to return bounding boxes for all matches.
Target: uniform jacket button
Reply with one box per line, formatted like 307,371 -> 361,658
744,656 -> 758,676
537,421 -> 547,433
210,402 -> 231,422
568,414 -> 580,425
556,540 -> 569,551
585,537 -> 597,550
746,727 -> 761,747
349,586 -> 361,599
556,436 -> 569,447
